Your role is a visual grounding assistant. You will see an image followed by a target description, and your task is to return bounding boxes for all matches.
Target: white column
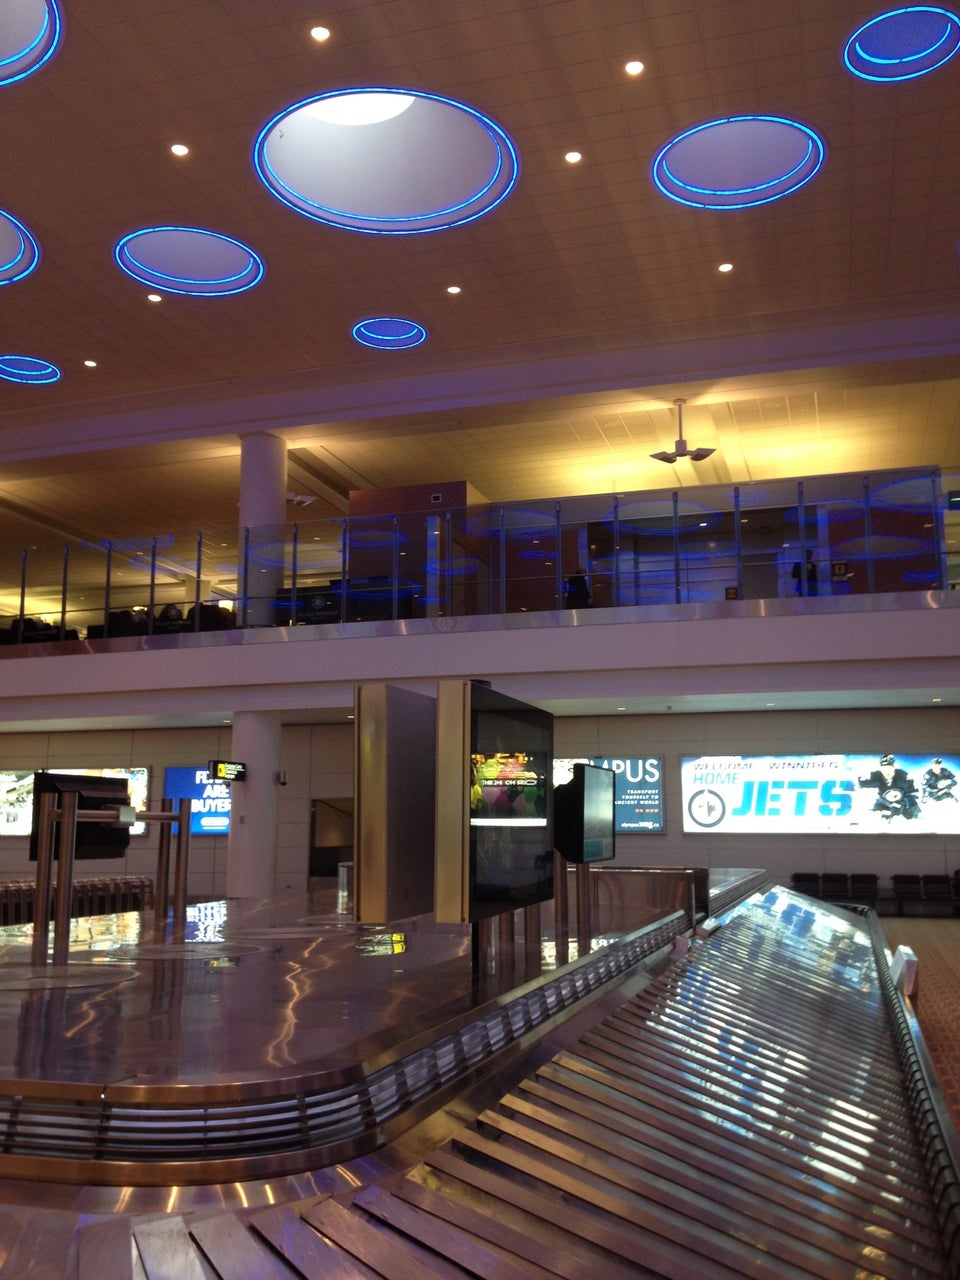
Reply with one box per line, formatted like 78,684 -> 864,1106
239,432 -> 288,627
226,711 -> 281,898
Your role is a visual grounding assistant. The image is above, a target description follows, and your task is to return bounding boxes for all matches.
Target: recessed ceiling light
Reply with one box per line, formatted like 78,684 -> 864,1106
718,261 -> 734,272
617,706 -> 627,712
147,293 -> 162,302
446,285 -> 461,294
83,359 -> 97,368
310,25 -> 331,42
932,697 -> 943,703
565,150 -> 582,164
170,143 -> 189,157
625,60 -> 645,76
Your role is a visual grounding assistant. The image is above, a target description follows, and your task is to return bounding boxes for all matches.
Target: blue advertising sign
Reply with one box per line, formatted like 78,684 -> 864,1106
554,757 -> 664,832
681,753 -> 960,835
163,766 -> 232,835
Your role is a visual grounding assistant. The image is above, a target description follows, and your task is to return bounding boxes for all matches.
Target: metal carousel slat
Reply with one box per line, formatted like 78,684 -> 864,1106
386,1174 -> 646,1280
531,1056 -> 941,1253
189,1212 -> 301,1280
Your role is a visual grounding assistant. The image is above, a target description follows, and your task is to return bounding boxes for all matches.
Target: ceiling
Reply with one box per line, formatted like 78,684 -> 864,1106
0,0 -> 958,559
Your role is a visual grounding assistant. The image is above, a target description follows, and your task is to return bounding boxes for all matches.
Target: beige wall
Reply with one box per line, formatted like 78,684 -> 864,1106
1,705 -> 956,902
556,705 -> 960,883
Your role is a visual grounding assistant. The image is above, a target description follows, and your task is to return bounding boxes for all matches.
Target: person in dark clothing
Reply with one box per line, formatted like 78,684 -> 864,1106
858,753 -> 920,819
564,567 -> 590,608
792,548 -> 817,595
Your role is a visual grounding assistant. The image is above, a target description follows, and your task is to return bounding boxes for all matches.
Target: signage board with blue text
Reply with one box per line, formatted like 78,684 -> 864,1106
163,766 -> 232,835
681,753 -> 960,835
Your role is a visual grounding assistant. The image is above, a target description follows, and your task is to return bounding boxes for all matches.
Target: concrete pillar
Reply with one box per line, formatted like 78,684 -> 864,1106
226,711 -> 281,898
239,431 -> 287,627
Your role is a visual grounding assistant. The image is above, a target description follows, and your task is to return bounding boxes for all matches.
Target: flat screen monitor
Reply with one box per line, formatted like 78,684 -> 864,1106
554,763 -> 616,863
468,683 -> 554,918
29,771 -> 131,861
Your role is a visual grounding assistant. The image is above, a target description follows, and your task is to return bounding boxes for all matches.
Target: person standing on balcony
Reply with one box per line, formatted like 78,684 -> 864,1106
565,567 -> 590,608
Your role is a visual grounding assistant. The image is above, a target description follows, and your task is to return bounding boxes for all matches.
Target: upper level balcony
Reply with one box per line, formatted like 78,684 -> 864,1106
0,466 -> 954,649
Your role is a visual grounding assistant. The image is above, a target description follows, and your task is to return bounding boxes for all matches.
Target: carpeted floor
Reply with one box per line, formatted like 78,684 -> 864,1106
882,916 -> 960,1132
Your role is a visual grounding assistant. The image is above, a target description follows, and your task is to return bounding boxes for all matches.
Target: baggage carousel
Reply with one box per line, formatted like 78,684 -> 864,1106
0,870 -> 958,1277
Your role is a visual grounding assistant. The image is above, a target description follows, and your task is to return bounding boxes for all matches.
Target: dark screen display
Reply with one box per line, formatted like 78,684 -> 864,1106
554,763 -> 616,863
469,684 -> 554,918
29,772 -> 131,861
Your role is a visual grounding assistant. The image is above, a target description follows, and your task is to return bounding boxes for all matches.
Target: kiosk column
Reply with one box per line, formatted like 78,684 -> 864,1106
239,431 -> 287,628
226,712 -> 281,898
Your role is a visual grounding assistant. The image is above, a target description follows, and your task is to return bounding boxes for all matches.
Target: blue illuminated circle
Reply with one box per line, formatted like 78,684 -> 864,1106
0,353 -> 60,384
0,0 -> 61,86
653,116 -> 825,209
844,7 -> 960,80
253,87 -> 520,234
114,227 -> 264,296
0,210 -> 40,285
352,317 -> 427,350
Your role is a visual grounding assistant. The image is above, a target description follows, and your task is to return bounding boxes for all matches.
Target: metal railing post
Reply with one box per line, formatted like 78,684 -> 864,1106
30,790 -> 57,965
147,536 -> 157,634
51,790 -> 79,966
672,491 -> 682,604
289,522 -> 299,625
863,476 -> 876,594
171,797 -> 191,941
59,544 -> 69,640
154,796 -> 174,941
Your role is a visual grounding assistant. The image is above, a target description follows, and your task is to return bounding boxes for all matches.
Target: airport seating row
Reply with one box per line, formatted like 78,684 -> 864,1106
791,871 -> 958,915
0,875 -> 154,926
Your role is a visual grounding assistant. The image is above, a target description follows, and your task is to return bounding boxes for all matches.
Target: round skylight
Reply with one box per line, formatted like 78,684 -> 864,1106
0,0 -> 62,86
114,227 -> 264,296
0,354 -> 60,384
352,317 -> 427,350
844,6 -> 960,80
253,87 -> 520,234
652,115 -> 825,210
0,210 -> 40,285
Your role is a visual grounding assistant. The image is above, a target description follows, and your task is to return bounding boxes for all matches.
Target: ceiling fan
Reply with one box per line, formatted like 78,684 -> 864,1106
650,398 -> 716,463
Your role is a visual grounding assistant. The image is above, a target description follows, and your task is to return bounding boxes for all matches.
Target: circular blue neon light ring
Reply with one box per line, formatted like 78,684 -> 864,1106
0,1 -> 62,86
652,116 -> 825,210
659,137 -> 816,199
0,210 -> 40,285
0,353 -> 60,384
255,103 -> 508,228
253,87 -> 520,235
352,317 -> 427,350
114,227 -> 265,296
844,7 -> 960,80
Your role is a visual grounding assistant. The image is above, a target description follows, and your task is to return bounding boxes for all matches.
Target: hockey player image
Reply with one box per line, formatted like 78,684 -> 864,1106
858,754 -> 921,820
923,757 -> 957,803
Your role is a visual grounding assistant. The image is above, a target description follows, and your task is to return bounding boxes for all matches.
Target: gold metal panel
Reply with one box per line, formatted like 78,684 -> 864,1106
434,680 -> 471,924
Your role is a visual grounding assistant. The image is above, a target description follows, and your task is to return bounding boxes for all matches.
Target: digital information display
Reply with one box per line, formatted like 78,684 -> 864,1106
554,757 -> 664,833
163,766 -> 232,835
0,767 -> 149,836
681,753 -> 960,835
209,759 -> 246,782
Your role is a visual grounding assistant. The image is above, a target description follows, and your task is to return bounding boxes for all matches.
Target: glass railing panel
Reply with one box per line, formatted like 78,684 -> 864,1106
275,516 -> 344,627
428,506 -> 493,618
0,466 -> 947,645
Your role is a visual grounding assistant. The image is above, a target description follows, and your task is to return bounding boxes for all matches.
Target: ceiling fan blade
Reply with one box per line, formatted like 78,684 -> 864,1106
650,451 -> 678,463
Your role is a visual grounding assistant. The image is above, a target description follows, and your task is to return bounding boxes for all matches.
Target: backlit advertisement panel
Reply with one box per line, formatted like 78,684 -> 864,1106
163,766 -> 232,835
681,753 -> 959,835
0,767 -> 149,836
554,757 -> 664,832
